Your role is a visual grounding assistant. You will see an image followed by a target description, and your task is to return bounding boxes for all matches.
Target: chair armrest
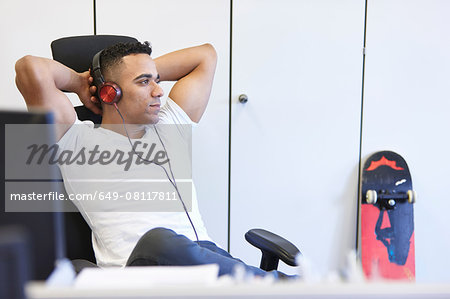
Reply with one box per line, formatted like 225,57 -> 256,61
245,228 -> 301,271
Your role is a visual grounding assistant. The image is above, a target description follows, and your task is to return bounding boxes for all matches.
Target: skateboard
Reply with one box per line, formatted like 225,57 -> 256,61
359,151 -> 416,281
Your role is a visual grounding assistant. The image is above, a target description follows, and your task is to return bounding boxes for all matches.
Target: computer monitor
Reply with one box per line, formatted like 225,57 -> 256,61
0,110 -> 66,281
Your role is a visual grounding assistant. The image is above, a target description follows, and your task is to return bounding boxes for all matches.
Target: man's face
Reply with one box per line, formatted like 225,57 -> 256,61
109,53 -> 163,124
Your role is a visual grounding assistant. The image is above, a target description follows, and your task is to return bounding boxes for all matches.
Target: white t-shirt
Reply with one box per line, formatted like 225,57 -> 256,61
57,98 -> 211,267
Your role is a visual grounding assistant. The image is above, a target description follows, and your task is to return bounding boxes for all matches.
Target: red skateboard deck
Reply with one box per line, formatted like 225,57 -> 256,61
359,151 -> 415,281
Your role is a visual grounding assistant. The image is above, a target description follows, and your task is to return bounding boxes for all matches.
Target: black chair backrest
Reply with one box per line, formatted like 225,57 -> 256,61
51,35 -> 138,263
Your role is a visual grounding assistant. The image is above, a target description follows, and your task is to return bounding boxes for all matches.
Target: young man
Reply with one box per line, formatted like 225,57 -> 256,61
15,41 -> 281,278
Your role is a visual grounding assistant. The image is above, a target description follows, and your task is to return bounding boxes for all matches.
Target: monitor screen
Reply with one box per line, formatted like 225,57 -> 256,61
0,110 -> 63,281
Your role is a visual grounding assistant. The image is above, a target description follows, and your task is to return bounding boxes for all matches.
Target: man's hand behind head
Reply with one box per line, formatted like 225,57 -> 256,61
78,70 -> 102,115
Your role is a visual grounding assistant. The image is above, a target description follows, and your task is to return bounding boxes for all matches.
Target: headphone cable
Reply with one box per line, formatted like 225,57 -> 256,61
113,103 -> 200,243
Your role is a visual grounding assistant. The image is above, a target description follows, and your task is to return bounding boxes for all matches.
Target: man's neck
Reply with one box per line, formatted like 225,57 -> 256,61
101,118 -> 146,139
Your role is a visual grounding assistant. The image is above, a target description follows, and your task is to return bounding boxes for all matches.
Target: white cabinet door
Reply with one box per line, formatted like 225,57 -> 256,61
0,0 -> 93,110
363,0 -> 450,282
96,0 -> 230,248
231,0 -> 365,275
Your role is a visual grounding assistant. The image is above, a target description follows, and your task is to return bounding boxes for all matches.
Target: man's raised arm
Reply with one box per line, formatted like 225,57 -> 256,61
15,55 -> 100,140
154,44 -> 217,123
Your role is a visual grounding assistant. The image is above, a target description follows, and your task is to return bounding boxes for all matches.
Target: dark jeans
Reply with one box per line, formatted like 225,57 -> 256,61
126,227 -> 284,279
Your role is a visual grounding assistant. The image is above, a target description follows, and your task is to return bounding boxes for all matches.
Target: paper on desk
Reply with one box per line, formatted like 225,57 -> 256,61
74,264 -> 219,289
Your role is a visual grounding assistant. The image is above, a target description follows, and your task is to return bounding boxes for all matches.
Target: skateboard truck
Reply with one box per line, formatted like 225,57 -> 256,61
365,189 -> 417,210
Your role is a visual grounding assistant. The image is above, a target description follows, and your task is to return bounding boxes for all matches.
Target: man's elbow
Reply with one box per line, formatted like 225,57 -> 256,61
202,43 -> 217,62
15,55 -> 39,77
15,55 -> 49,95
15,56 -> 40,88
200,44 -> 217,73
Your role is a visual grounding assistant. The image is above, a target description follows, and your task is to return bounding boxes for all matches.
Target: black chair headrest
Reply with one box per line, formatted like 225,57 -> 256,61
51,35 -> 139,72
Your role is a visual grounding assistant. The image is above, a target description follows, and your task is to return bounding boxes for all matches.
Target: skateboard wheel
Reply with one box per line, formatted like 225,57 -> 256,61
366,190 -> 377,204
407,190 -> 417,204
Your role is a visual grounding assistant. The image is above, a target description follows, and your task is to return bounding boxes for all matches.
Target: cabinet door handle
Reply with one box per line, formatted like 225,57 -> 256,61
239,94 -> 248,103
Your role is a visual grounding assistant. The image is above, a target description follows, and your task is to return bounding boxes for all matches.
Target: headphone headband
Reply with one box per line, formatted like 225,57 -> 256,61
92,50 -> 105,86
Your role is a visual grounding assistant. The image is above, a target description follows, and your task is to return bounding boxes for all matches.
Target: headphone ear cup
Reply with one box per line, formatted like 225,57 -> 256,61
98,82 -> 122,104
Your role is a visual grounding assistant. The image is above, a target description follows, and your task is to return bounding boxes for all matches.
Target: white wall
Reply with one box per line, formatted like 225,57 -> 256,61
0,0 -> 93,110
363,0 -> 450,283
230,0 -> 365,276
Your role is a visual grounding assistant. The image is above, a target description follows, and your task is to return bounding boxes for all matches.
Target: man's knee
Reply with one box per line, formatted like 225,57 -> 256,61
127,227 -> 192,266
134,227 -> 178,254
140,227 -> 177,243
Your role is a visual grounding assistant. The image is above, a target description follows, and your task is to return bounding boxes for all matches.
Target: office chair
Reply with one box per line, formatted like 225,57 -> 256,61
51,35 -> 301,273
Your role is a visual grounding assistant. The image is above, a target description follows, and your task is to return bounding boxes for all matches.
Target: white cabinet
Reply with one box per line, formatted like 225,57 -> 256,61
96,0 -> 231,248
230,0 -> 365,275
362,0 -> 450,282
0,0 -> 93,110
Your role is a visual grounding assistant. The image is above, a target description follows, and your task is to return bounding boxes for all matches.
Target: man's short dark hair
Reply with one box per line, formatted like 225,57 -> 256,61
100,41 -> 152,76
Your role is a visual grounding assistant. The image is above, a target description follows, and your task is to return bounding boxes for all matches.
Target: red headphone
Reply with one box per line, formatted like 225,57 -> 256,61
91,50 -> 122,104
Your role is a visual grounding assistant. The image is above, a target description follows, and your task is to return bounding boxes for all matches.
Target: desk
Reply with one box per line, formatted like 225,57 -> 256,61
27,281 -> 450,298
